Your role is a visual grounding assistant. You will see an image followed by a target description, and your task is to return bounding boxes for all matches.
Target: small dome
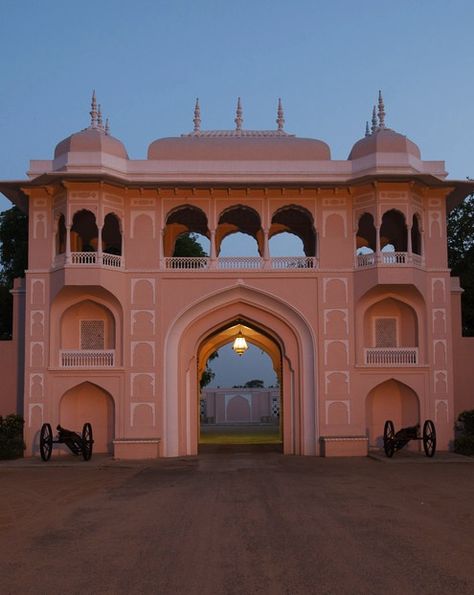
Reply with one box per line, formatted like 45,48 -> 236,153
348,128 -> 420,160
147,135 -> 331,161
54,127 -> 128,160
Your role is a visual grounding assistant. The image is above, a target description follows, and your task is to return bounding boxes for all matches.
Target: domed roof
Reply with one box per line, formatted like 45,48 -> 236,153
147,133 -> 331,161
54,127 -> 128,160
348,127 -> 420,161
54,92 -> 128,160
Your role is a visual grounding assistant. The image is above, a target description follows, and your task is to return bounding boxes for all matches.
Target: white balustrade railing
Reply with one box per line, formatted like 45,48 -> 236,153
101,253 -> 123,268
164,256 -> 210,270
381,251 -> 408,264
218,257 -> 264,270
163,256 -> 318,271
70,251 -> 98,265
357,253 -> 376,267
270,256 -> 317,269
60,350 -> 115,368
364,347 -> 418,366
357,252 -> 424,267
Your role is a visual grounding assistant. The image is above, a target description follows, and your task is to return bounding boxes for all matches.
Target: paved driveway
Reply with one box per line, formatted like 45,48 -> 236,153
1,450 -> 474,594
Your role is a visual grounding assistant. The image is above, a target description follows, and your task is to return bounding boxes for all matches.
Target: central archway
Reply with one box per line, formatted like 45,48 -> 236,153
163,284 -> 317,457
197,320 -> 282,448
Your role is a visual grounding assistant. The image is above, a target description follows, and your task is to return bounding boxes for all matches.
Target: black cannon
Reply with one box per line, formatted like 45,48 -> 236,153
383,419 -> 436,458
39,423 -> 94,461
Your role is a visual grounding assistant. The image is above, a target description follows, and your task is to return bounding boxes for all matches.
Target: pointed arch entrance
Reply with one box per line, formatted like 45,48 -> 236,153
163,284 -> 317,457
197,320 -> 282,447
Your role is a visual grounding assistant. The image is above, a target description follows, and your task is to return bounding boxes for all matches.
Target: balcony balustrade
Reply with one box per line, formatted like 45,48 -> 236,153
60,349 -> 115,368
364,347 -> 418,366
163,256 -> 318,271
357,252 -> 424,268
54,252 -> 123,269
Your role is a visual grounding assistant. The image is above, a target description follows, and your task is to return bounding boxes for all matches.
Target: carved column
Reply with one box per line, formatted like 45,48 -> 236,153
210,229 -> 217,270
263,228 -> 270,269
375,225 -> 381,263
407,223 -> 413,263
66,226 -> 71,264
97,225 -> 103,265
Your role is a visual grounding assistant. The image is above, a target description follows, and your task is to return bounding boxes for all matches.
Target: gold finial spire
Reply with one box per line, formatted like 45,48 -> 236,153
234,97 -> 243,132
377,90 -> 385,129
193,98 -> 201,134
276,98 -> 285,131
371,105 -> 378,134
97,103 -> 103,130
90,90 -> 98,128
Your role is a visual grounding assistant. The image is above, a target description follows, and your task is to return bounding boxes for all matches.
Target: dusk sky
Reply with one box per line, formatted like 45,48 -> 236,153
1,0 -> 473,386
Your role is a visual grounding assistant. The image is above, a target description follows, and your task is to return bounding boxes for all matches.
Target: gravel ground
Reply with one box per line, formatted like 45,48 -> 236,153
1,450 -> 474,595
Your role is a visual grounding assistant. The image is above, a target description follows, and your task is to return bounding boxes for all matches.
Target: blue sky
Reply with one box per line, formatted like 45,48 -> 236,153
1,0 -> 473,385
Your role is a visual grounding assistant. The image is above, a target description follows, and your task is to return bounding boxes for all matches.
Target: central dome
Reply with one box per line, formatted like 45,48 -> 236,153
147,134 -> 331,161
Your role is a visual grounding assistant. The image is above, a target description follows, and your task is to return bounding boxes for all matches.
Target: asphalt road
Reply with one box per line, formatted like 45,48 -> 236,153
1,450 -> 474,595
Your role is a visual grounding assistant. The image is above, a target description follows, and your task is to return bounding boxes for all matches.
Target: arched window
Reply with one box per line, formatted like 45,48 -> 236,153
355,213 -> 376,255
164,205 -> 209,257
56,214 -> 66,255
71,210 -> 98,252
216,205 -> 262,256
411,213 -> 422,255
380,210 -> 407,252
270,205 -> 316,257
102,213 -> 122,255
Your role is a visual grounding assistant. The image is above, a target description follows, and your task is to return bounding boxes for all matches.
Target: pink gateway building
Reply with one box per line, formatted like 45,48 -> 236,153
0,93 -> 473,458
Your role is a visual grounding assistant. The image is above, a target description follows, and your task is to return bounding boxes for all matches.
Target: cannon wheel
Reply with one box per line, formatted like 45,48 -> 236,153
81,423 -> 93,461
40,423 -> 53,461
383,420 -> 395,458
423,419 -> 436,458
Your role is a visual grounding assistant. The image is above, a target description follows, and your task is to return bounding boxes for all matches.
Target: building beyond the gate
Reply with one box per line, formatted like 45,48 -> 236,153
1,93 -> 473,458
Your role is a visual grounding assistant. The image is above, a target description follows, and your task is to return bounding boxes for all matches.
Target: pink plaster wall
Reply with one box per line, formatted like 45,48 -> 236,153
0,340 -> 18,416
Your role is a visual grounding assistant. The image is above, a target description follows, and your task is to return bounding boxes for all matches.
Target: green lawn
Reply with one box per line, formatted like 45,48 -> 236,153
199,424 -> 281,444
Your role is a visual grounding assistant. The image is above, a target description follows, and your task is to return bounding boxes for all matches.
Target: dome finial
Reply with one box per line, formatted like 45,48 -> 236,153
378,90 -> 386,129
365,121 -> 370,137
97,103 -> 103,131
276,98 -> 285,131
105,117 -> 110,135
193,98 -> 201,134
371,105 -> 378,134
234,97 -> 243,132
90,90 -> 98,129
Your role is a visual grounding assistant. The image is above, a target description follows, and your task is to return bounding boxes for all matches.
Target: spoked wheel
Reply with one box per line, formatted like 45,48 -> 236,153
423,419 -> 436,458
383,420 -> 395,458
81,422 -> 94,461
40,423 -> 53,461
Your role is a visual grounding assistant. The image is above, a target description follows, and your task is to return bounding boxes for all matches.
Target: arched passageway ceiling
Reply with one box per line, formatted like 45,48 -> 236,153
198,322 -> 282,380
270,206 -> 316,257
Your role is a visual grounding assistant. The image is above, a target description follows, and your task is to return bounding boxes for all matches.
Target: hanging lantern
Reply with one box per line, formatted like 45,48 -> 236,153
232,331 -> 248,356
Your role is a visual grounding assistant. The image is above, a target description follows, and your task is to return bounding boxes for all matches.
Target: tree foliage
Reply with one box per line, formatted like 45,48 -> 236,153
448,194 -> 474,336
244,379 -> 265,388
0,206 -> 28,339
200,351 -> 218,390
173,233 -> 207,257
